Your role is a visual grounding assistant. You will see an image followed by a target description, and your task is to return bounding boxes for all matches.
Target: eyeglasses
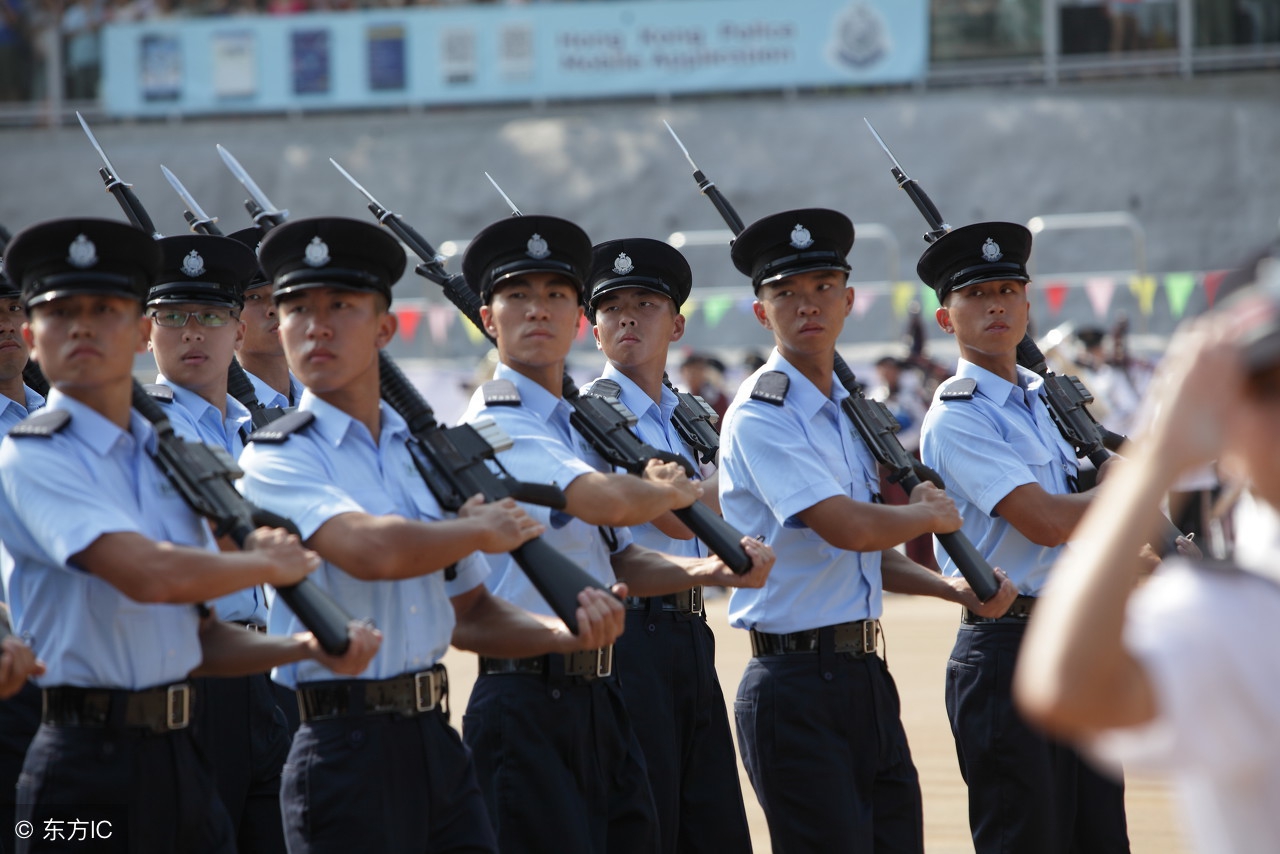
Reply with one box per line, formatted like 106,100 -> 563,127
150,309 -> 237,328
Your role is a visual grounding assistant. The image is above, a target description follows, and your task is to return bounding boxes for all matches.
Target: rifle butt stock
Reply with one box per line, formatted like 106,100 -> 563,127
674,502 -> 752,575
935,530 -> 1000,602
505,481 -> 568,510
511,538 -> 611,635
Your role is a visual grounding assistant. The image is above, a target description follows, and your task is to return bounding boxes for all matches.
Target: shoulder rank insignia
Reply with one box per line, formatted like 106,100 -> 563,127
750,371 -> 789,406
481,379 -> 521,407
8,409 -> 72,438
246,410 -> 316,444
939,377 -> 977,401
143,383 -> 175,403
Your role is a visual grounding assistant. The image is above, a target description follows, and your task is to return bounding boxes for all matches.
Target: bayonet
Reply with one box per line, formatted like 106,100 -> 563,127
663,120 -> 699,172
75,111 -> 161,239
330,158 -> 448,269
661,121 -> 744,235
484,172 -> 523,217
216,144 -> 289,229
160,165 -> 222,236
862,118 -> 949,243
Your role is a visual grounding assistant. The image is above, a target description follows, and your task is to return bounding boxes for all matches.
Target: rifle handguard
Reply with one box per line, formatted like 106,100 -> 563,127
674,502 -> 752,575
511,539 -> 613,636
937,531 -> 1001,602
505,481 -> 568,510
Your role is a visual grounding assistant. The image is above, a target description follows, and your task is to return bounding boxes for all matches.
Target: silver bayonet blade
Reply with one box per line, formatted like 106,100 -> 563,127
484,172 -> 522,217
216,144 -> 283,216
76,111 -> 126,184
329,158 -> 382,208
863,118 -> 905,173
160,165 -> 215,224
662,120 -> 698,172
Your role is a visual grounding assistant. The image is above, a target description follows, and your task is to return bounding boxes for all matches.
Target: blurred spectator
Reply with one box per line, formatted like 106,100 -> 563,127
0,0 -> 32,102
678,351 -> 730,423
62,0 -> 104,99
869,354 -> 937,570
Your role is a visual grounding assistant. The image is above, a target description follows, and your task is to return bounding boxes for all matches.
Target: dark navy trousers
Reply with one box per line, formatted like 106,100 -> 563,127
463,669 -> 659,854
946,621 -> 1130,854
735,649 -> 924,854
0,684 -> 41,854
615,605 -> 752,854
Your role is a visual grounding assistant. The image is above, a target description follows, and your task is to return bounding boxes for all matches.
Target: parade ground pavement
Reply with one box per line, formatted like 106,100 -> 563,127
442,592 -> 1191,853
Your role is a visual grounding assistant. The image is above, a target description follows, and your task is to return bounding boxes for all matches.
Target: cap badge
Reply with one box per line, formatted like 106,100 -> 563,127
790,224 -> 814,250
612,252 -> 634,275
982,238 -> 1003,263
526,233 -> 550,260
180,250 -> 206,278
67,234 -> 99,269
304,236 -> 331,268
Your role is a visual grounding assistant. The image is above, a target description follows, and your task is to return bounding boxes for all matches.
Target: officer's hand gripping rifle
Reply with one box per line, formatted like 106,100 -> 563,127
130,382 -> 352,654
865,120 -> 1188,555
330,160 -> 752,574
665,122 -> 1000,600
76,112 -> 161,239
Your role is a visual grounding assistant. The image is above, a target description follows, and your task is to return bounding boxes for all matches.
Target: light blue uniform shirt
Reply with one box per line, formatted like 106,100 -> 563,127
460,363 -> 631,616
154,375 -> 263,624
720,350 -> 883,634
919,359 -> 1079,596
579,364 -> 705,559
0,391 -> 208,689
244,368 -> 302,410
0,385 -> 45,434
239,391 -> 487,688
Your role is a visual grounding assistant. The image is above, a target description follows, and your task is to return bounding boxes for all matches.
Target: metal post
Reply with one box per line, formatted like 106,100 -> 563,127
1177,0 -> 1194,78
1025,211 -> 1148,279
1043,0 -> 1059,87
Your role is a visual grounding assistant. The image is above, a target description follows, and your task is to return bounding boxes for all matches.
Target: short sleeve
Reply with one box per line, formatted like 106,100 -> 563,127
923,403 -> 1039,515
238,441 -> 365,541
726,403 -> 844,526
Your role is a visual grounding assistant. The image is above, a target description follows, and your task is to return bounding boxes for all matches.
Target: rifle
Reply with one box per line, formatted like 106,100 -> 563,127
332,159 -> 753,574
217,144 -> 289,234
379,351 -> 610,634
161,164 -> 223,236
664,122 -> 1000,600
865,120 -> 1188,554
130,382 -> 352,654
76,112 -> 162,240
665,378 -> 719,465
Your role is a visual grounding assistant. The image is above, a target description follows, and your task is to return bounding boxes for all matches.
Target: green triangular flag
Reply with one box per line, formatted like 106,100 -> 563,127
1163,272 -> 1196,319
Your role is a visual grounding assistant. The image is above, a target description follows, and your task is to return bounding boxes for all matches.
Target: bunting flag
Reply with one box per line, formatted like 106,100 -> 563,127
427,305 -> 455,344
1085,276 -> 1116,318
703,294 -> 734,328
918,283 -> 940,312
681,297 -> 698,320
574,314 -> 590,342
851,290 -> 878,317
462,318 -> 488,345
892,281 -> 916,319
1129,275 -> 1158,316
1044,281 -> 1069,316
1202,270 -> 1228,307
1163,272 -> 1197,319
396,307 -> 422,343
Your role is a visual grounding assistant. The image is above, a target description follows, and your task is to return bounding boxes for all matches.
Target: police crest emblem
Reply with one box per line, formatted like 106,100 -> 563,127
790,224 -> 814,250
982,238 -> 1003,263
526,234 -> 551,260
67,234 -> 98,269
613,252 -> 634,275
181,251 -> 205,278
304,237 -> 330,268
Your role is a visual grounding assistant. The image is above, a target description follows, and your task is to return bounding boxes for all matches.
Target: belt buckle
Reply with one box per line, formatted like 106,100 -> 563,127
689,586 -> 704,616
861,621 -> 879,655
595,646 -> 613,679
167,684 -> 191,730
413,670 -> 440,713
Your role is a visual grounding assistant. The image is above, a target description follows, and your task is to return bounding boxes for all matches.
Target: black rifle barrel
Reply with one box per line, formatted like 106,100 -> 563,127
130,383 -> 352,654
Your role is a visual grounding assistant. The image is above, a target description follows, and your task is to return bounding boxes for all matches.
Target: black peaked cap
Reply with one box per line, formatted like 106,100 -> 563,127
258,217 -> 406,303
226,225 -> 269,290
4,218 -> 161,308
586,238 -> 691,322
917,222 -> 1032,301
730,208 -> 854,291
149,234 -> 259,309
462,215 -> 591,304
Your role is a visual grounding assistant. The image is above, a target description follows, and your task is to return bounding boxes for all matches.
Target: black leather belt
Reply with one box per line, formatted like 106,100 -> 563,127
231,620 -> 267,633
623,587 -> 703,615
296,666 -> 448,722
963,595 -> 1038,625
479,646 -> 614,683
749,620 -> 880,658
42,683 -> 193,734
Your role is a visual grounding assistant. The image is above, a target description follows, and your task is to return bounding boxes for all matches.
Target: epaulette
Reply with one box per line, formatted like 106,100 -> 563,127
143,383 -> 175,403
938,377 -> 978,401
8,409 -> 71,438
481,379 -> 521,407
246,410 -> 316,444
582,378 -> 622,400
750,371 -> 789,406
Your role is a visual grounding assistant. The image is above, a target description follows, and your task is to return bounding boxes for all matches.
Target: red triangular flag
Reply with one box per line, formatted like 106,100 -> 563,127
575,314 -> 589,342
1044,281 -> 1069,315
1202,270 -> 1228,307
397,307 -> 422,342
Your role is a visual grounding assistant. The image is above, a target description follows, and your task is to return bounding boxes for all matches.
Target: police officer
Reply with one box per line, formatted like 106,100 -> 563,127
718,209 -> 1016,852
237,217 -> 626,853
916,222 -> 1130,853
226,226 -> 302,409
581,237 -> 752,854
145,232 -> 295,854
0,217 -> 379,853
459,215 -> 772,854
